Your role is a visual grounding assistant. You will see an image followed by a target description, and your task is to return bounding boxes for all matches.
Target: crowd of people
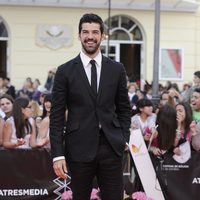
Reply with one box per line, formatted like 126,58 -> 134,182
128,70 -> 200,156
0,70 -> 199,154
0,70 -> 55,149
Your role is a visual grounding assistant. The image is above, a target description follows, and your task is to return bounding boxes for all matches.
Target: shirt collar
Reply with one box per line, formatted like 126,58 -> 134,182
80,51 -> 102,68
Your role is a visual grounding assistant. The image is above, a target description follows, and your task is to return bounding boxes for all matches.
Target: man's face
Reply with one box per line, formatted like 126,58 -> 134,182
160,93 -> 169,106
191,92 -> 200,111
79,22 -> 103,58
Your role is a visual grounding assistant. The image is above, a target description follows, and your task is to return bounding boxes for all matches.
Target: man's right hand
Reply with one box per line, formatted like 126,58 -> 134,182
53,159 -> 68,179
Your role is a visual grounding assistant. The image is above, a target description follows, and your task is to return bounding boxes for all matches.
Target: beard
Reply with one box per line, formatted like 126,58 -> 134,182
81,38 -> 101,55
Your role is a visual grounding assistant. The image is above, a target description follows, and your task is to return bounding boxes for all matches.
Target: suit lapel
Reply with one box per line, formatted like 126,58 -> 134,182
75,55 -> 96,100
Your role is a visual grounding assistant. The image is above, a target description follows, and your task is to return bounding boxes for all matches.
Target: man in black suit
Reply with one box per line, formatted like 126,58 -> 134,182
50,13 -> 131,200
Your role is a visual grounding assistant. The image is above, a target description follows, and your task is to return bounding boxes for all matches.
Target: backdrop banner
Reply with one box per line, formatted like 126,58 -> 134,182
0,149 -> 70,200
150,151 -> 200,200
0,148 -> 200,200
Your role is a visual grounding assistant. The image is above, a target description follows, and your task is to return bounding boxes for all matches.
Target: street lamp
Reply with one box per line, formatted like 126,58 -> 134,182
152,0 -> 160,103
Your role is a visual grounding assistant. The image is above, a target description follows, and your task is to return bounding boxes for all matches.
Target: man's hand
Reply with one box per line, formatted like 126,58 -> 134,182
124,143 -> 129,151
53,159 -> 68,179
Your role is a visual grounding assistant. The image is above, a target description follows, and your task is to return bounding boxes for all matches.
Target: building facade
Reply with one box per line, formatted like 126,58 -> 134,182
0,0 -> 200,90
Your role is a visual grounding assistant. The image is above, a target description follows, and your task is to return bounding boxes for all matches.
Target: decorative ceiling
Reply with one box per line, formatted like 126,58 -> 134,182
0,0 -> 199,12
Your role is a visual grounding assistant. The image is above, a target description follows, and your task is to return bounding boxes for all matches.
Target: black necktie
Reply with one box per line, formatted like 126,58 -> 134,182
90,60 -> 97,96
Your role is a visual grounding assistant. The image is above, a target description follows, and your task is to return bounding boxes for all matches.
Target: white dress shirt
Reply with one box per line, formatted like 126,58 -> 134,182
80,50 -> 102,90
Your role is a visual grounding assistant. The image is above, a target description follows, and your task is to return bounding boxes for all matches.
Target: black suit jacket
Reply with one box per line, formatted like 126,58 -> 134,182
50,55 -> 131,162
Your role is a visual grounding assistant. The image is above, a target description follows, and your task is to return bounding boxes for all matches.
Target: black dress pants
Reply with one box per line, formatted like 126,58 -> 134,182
68,131 -> 124,200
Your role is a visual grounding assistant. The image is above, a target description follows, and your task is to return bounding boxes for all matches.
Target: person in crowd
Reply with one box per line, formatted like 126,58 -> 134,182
45,68 -> 57,92
169,87 -> 183,104
159,91 -> 176,108
38,90 -> 49,106
50,13 -> 131,200
191,87 -> 200,123
0,94 -> 13,147
183,71 -> 200,102
131,98 -> 157,144
180,83 -> 191,100
150,104 -> 177,156
159,86 -> 183,108
32,78 -> 41,91
3,97 -> 36,149
128,82 -> 138,105
30,100 -> 42,119
174,102 -> 196,155
146,89 -> 153,100
36,94 -> 52,148
4,77 -> 16,99
0,94 -> 14,120
17,78 -> 34,100
32,85 -> 48,103
30,100 -> 42,134
135,89 -> 146,100
128,82 -> 138,115
192,122 -> 200,151
159,91 -> 169,107
144,81 -> 153,100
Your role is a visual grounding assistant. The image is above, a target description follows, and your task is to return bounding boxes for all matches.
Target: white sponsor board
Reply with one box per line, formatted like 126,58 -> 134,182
129,129 -> 165,200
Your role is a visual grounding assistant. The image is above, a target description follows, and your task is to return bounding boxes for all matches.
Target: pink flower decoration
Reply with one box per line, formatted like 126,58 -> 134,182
61,190 -> 73,200
132,191 -> 153,200
143,127 -> 151,135
90,188 -> 100,200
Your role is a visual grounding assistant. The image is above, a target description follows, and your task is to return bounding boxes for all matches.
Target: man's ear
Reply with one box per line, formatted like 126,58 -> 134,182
78,33 -> 81,41
101,33 -> 106,42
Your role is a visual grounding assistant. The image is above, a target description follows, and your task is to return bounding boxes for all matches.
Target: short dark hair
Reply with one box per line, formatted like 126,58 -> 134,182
194,87 -> 200,94
78,13 -> 104,34
136,98 -> 153,113
194,71 -> 200,78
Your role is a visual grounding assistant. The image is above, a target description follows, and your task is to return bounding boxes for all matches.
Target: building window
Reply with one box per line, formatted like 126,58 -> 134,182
104,15 -> 142,41
0,21 -> 8,38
